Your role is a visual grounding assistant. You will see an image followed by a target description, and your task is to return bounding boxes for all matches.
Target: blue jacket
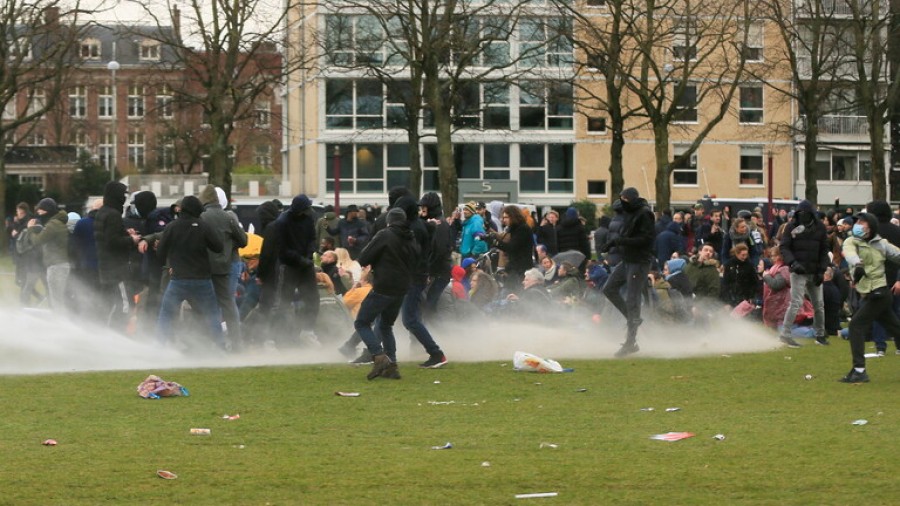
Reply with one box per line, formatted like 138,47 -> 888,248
460,213 -> 487,257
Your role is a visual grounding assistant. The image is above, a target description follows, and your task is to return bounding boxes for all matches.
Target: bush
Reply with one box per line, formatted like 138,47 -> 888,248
571,199 -> 598,229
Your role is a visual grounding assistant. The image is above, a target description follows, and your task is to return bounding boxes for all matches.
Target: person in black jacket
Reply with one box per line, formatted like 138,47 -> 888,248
257,195 -> 320,346
353,208 -> 420,381
491,204 -> 535,294
599,187 -> 655,357
156,195 -> 226,349
556,207 -> 591,266
536,210 -> 559,256
94,181 -> 141,332
419,192 -> 453,314
778,199 -> 830,348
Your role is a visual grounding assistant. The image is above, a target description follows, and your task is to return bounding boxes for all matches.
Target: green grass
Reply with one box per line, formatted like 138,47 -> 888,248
1,342 -> 899,505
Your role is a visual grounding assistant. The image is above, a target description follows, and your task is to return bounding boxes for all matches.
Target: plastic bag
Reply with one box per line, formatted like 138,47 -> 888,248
137,375 -> 189,399
513,351 -> 565,373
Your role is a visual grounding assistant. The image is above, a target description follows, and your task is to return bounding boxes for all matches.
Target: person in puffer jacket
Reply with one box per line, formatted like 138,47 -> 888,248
839,212 -> 900,383
21,198 -> 69,309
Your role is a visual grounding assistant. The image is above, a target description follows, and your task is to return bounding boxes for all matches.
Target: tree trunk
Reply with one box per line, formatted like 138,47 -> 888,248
0,149 -> 7,253
653,124 -> 671,212
803,114 -> 820,204
870,118 -> 887,201
427,79 -> 457,207
406,130 -> 422,198
609,116 -> 625,199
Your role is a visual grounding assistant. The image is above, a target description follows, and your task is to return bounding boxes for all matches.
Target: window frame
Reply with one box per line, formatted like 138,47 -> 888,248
69,85 -> 86,118
739,85 -> 764,124
127,85 -> 145,119
672,144 -> 698,186
739,145 -> 765,186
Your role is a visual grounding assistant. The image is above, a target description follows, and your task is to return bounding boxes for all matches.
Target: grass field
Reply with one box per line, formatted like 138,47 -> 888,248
1,339 -> 899,505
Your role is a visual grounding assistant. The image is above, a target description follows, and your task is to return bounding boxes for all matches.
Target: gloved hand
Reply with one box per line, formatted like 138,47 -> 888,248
599,238 -> 618,254
853,265 -> 866,284
790,262 -> 806,275
814,273 -> 824,286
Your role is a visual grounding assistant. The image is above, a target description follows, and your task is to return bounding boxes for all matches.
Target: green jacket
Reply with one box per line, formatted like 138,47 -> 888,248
683,256 -> 720,299
23,211 -> 69,267
842,235 -> 900,294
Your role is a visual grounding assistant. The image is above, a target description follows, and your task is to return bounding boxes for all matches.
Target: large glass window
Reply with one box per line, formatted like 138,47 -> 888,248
69,86 -> 86,118
673,17 -> 698,60
325,144 -> 385,193
98,86 -> 113,118
518,144 -> 573,193
743,21 -> 764,62
128,131 -> 145,170
519,82 -> 573,130
156,85 -> 173,119
673,83 -> 698,122
325,79 -> 383,129
127,86 -> 145,118
815,150 -> 871,182
324,15 -> 387,66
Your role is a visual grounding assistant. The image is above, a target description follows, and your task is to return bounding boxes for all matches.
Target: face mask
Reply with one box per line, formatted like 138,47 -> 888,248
852,223 -> 866,238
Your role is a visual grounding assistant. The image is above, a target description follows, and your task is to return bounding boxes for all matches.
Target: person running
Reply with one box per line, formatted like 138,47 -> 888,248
839,213 -> 900,383
600,187 -> 655,358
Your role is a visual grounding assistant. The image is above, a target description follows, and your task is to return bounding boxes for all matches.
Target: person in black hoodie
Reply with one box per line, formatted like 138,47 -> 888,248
156,195 -> 226,349
419,192 -> 453,314
865,199 -> 900,354
94,181 -> 141,332
778,199 -> 830,348
556,207 -> 591,265
599,187 -> 655,357
257,194 -> 320,346
353,208 -> 420,380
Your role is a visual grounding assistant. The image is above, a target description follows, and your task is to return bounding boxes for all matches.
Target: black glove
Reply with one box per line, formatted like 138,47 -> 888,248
790,262 -> 806,275
813,273 -> 824,286
599,238 -> 617,254
853,265 -> 866,284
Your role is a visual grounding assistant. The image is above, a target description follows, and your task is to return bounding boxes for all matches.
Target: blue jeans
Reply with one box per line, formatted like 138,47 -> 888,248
871,291 -> 900,351
158,278 -> 225,349
402,281 -> 442,356
354,290 -> 403,362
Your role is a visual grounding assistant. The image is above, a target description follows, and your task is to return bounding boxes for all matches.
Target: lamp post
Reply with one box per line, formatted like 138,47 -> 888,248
107,59 -> 120,182
333,145 -> 341,211
767,149 -> 775,225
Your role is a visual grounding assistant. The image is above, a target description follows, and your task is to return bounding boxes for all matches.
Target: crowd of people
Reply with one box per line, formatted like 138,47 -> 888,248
6,181 -> 900,383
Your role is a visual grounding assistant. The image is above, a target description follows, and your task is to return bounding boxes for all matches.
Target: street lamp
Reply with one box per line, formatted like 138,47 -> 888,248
107,59 -> 120,182
767,149 -> 775,225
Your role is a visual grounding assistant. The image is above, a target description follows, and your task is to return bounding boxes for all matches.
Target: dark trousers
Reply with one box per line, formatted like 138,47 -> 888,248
602,260 -> 651,344
870,291 -> 900,352
212,273 -> 242,345
101,281 -> 131,333
424,275 -> 450,314
354,290 -> 404,362
849,287 -> 900,369
402,281 -> 442,356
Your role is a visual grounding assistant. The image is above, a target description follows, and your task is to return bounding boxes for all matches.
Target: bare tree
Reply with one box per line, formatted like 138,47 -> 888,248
760,0 -> 856,203
846,0 -> 898,200
0,2 -> 85,249
128,0 -> 308,199
624,0 -> 749,211
317,0 -> 568,205
554,0 -> 644,198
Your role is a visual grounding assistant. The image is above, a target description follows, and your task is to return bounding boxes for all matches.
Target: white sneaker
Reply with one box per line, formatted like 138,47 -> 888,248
300,331 -> 322,348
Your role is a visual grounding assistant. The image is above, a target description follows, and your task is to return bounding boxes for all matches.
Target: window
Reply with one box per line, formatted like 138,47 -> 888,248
128,131 -> 145,169
98,86 -> 113,118
587,180 -> 608,196
739,146 -> 764,185
519,144 -> 574,193
483,82 -> 510,129
98,131 -> 113,169
69,86 -> 86,118
140,42 -> 160,60
815,150 -> 870,182
324,15 -> 387,66
742,21 -> 764,62
519,81 -> 573,130
518,17 -> 573,68
128,86 -> 145,118
386,144 -> 411,189
453,82 -> 480,128
739,86 -> 763,123
10,37 -> 32,61
2,100 -> 15,120
386,81 -> 412,128
325,143 -> 384,193
80,39 -> 101,60
587,117 -> 607,133
672,144 -> 697,185
325,79 -> 383,129
587,0 -> 607,6
481,19 -> 511,66
19,175 -> 44,189
519,18 -> 546,68
156,85 -> 173,118
70,130 -> 87,148
157,143 -> 175,172
673,17 -> 697,60
673,84 -> 697,122
254,145 -> 272,169
27,88 -> 46,116
27,132 -> 46,145
254,101 -> 270,128
483,144 -> 510,180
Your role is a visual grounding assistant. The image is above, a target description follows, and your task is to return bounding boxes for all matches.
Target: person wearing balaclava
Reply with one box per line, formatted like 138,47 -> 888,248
352,207 -> 420,381
778,199 -> 830,348
863,200 -> 900,356
418,192 -> 453,314
94,181 -> 141,332
598,187 -> 655,358
20,198 -> 70,310
156,195 -> 227,350
257,194 -> 321,347
840,212 -> 900,383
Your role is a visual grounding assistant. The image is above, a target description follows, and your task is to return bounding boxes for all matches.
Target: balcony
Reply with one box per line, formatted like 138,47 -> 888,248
799,115 -> 868,136
795,0 -> 888,18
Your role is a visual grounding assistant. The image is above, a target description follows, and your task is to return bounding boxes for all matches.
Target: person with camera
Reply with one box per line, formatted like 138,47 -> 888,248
777,199 -> 830,348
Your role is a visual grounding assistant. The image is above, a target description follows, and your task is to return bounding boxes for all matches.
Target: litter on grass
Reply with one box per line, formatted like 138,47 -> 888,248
137,375 -> 189,399
852,419 -> 868,425
481,461 -> 491,467
575,388 -> 588,392
190,428 -> 211,435
42,439 -> 57,446
221,414 -> 240,420
713,434 -> 726,441
431,442 -> 453,450
665,407 -> 681,412
650,432 -> 695,442
540,442 -> 559,449
513,351 -> 572,373
335,391 -> 361,397
157,470 -> 178,480
640,407 -> 655,412
864,353 -> 881,358
805,374 -> 814,380
515,492 -> 559,499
